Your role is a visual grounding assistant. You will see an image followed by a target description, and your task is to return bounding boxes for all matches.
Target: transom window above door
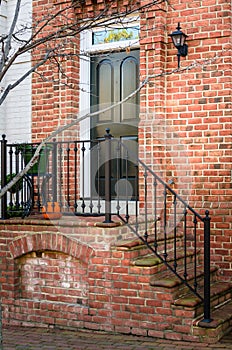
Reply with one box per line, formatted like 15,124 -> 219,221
92,26 -> 139,45
80,16 -> 140,54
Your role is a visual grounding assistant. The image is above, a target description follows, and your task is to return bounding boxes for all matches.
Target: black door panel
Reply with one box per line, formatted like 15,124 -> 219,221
90,50 -> 140,199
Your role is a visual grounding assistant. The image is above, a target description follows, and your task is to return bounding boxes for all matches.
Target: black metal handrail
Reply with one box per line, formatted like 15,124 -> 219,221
0,131 -> 211,323
113,135 -> 212,323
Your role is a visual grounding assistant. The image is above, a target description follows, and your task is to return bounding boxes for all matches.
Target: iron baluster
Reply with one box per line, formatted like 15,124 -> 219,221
103,128 -> 113,223
8,146 -> 14,211
125,149 -> 129,223
96,141 -> 101,214
81,142 -> 86,214
202,210 -> 212,323
173,194 -> 177,272
34,144 -> 40,209
52,140 -> 58,204
193,214 -> 198,292
154,177 -> 158,251
1,135 -> 7,219
135,165 -> 139,236
144,169 -> 148,242
163,185 -> 167,260
88,142 -> 93,214
66,143 -> 71,210
116,140 -> 121,216
18,145 -> 27,213
9,146 -> 13,174
37,144 -> 42,209
58,144 -> 63,211
15,145 -> 20,209
183,206 -> 188,280
74,142 -> 78,214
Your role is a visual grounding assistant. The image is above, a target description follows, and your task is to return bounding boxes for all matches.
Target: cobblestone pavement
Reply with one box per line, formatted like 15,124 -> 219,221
2,326 -> 232,350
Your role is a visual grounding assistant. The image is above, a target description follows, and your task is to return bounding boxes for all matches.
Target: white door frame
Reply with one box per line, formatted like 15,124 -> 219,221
79,17 -> 140,199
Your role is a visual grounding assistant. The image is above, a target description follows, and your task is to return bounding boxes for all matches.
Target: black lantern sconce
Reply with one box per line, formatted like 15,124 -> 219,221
169,23 -> 188,69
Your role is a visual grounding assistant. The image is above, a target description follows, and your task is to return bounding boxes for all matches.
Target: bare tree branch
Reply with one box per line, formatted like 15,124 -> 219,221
0,0 -> 167,104
0,49 -> 53,105
0,0 -> 21,71
1,44 -> 230,199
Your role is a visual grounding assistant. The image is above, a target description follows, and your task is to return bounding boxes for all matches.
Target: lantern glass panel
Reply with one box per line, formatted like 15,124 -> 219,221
180,34 -> 186,46
172,34 -> 181,47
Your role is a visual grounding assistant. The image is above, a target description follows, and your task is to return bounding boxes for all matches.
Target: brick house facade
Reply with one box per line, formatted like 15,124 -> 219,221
31,0 -> 232,277
0,0 -> 231,342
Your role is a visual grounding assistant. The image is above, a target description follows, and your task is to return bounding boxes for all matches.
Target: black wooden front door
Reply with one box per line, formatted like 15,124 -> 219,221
90,50 -> 140,199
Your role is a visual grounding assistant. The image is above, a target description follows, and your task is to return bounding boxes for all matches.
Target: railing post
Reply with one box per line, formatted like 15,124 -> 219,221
1,135 -> 7,219
52,139 -> 57,203
202,210 -> 212,323
104,128 -> 113,223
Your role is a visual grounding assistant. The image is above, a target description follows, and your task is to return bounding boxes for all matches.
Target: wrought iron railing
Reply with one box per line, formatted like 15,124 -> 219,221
0,131 -> 211,323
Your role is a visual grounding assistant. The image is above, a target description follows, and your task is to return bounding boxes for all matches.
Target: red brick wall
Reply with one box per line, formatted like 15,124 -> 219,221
165,0 -> 232,279
17,251 -> 89,305
32,0 -> 80,142
0,221 -> 202,341
31,0 -> 231,275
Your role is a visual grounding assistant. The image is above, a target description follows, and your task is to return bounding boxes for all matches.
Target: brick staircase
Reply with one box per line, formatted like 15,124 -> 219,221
1,216 -> 231,342
114,231 -> 232,343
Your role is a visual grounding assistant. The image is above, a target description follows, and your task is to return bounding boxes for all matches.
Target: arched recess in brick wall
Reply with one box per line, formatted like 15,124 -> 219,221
8,233 -> 95,304
9,233 -> 95,263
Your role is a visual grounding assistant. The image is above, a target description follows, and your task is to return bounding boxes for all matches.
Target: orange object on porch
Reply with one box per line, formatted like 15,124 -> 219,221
42,202 -> 62,220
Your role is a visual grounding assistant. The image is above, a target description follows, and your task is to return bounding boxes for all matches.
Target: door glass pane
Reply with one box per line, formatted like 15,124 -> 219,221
98,60 -> 113,122
120,136 -> 138,177
121,56 -> 139,122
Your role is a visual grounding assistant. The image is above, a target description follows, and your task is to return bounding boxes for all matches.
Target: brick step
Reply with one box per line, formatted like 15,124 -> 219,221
150,265 -> 218,300
133,246 -> 200,267
113,230 -> 184,259
192,298 -> 232,343
173,281 -> 232,317
130,245 -> 203,282
111,235 -> 182,266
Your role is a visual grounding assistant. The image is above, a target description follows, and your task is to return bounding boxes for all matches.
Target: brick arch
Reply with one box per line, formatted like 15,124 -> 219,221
8,233 -> 95,264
